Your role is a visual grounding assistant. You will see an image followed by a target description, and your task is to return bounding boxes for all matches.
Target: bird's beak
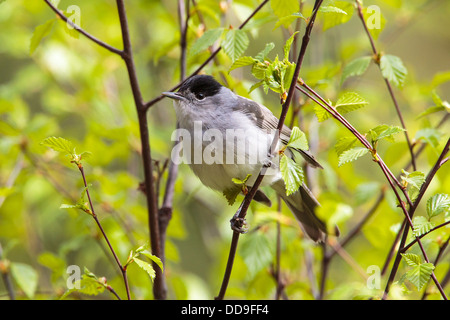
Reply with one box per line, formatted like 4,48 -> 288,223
162,91 -> 186,101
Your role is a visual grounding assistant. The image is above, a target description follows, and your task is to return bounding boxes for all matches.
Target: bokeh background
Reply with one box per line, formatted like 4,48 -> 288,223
0,0 -> 449,299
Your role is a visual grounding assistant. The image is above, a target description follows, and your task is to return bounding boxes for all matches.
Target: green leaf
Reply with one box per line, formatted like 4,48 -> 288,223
401,253 -> 435,291
412,216 -> 434,237
41,136 -> 75,155
315,92 -> 368,122
280,155 -> 304,196
10,262 -> 38,298
273,13 -> 306,30
334,136 -> 358,156
335,92 -> 369,114
363,5 -> 386,40
417,91 -> 450,118
30,19 -> 56,54
140,250 -> 164,273
240,231 -> 273,279
270,0 -> 299,19
133,257 -> 156,281
255,42 -> 275,62
401,170 -> 425,191
223,29 -> 249,62
415,128 -> 442,148
426,194 -> 450,220
188,28 -> 223,57
341,56 -> 372,83
380,54 -> 408,87
286,126 -> 309,150
283,31 -> 299,60
231,173 -> 252,186
369,125 -> 405,143
223,186 -> 242,206
320,1 -> 353,31
229,56 -> 257,72
338,147 -> 369,167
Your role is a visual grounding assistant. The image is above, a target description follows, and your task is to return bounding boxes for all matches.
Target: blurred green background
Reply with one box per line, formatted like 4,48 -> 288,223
0,0 -> 449,300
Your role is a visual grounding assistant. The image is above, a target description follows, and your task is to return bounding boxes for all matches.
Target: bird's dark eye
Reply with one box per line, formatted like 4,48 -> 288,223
195,93 -> 205,100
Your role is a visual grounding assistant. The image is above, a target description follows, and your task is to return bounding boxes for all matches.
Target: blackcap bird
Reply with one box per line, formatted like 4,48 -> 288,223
163,75 -> 332,242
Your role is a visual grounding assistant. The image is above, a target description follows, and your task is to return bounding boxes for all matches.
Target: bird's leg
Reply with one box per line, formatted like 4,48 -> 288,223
230,201 -> 248,234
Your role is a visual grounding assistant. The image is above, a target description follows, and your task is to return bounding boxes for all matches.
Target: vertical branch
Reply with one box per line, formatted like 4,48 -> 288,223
115,0 -> 165,299
158,0 -> 191,267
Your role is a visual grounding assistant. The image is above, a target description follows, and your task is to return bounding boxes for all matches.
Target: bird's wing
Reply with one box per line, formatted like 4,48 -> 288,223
234,95 -> 323,169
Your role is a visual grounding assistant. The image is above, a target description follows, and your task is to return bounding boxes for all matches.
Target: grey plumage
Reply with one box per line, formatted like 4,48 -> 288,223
163,75 -> 333,242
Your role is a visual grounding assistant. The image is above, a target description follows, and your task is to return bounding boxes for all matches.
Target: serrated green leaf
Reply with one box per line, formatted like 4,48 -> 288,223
380,54 -> 408,87
133,257 -> 156,281
30,19 -> 56,54
77,276 -> 105,295
223,186 -> 242,206
255,42 -> 275,62
401,170 -> 425,191
139,250 -> 164,273
334,136 -> 358,156
223,29 -> 249,62
189,28 -> 223,57
341,56 -> 372,83
41,136 -> 75,155
229,56 -> 257,72
338,147 -> 369,167
401,253 -> 435,290
270,0 -> 299,19
316,92 -> 368,122
280,155 -> 304,196
413,216 -> 434,237
287,126 -> 309,150
402,253 -> 421,267
335,92 -> 369,114
426,193 -> 450,220
240,231 -> 273,279
10,262 -> 38,299
369,125 -> 405,143
283,31 -> 299,60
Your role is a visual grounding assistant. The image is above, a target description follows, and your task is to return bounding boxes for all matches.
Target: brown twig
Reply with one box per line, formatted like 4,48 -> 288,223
77,164 -> 131,300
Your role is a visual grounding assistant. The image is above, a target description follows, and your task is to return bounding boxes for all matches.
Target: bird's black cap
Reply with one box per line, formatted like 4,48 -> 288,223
178,75 -> 222,98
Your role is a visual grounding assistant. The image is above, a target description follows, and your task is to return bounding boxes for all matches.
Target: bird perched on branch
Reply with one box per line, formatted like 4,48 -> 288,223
163,75 -> 337,242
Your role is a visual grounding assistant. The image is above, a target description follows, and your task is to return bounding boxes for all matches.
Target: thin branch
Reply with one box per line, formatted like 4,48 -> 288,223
355,0 -> 416,170
42,0 -> 123,56
382,138 -> 450,299
114,0 -> 165,299
215,0 -> 324,300
296,80 -> 447,300
77,164 -> 131,300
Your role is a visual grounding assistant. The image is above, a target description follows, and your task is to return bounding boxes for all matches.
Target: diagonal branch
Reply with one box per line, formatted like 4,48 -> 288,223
42,0 -> 123,56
